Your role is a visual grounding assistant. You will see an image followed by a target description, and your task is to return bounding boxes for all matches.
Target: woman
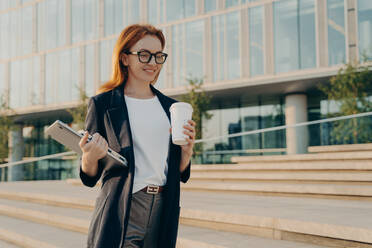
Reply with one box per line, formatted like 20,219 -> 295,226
78,24 -> 195,248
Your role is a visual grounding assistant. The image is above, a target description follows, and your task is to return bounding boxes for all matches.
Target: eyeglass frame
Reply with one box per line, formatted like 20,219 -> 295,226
123,50 -> 168,64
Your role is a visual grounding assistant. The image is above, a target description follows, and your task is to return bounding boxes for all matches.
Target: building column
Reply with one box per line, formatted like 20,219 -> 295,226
7,125 -> 24,181
285,94 -> 308,154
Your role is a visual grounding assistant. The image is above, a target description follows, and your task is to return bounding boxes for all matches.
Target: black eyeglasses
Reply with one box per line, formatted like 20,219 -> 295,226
124,50 -> 168,64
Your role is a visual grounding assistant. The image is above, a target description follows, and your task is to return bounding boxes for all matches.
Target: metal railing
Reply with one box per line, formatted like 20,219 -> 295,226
1,111 -> 372,181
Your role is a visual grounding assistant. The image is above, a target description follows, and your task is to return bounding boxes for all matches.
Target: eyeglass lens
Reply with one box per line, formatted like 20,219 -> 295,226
138,51 -> 166,64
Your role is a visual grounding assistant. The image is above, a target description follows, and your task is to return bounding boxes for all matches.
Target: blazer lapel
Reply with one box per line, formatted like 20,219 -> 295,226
105,83 -> 132,151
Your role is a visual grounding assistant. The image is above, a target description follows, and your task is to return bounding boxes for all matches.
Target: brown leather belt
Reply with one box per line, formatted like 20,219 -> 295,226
141,185 -> 165,194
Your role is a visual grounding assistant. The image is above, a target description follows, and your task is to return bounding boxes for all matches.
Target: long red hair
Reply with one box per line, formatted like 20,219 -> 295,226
97,24 -> 166,94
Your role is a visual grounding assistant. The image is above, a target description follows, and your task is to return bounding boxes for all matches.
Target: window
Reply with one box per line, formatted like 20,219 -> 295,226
274,0 -> 316,73
204,0 -> 217,13
167,0 -> 196,22
212,11 -> 240,82
85,44 -> 96,96
104,0 -> 123,36
172,20 -> 204,87
38,0 -> 65,51
358,0 -> 372,60
100,39 -> 116,84
71,0 -> 98,44
249,6 -> 264,76
147,0 -> 164,25
124,0 -> 140,27
327,0 -> 346,65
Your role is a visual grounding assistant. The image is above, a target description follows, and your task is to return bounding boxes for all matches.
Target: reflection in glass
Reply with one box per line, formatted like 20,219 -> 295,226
72,0 -> 98,44
167,0 -> 195,22
124,0 -> 140,26
358,0 -> 372,60
327,0 -> 345,65
104,0 -> 123,37
10,60 -> 22,108
0,63 -> 5,98
249,6 -> 264,76
10,9 -> 20,58
204,0 -> 217,13
226,0 -> 240,8
185,20 -> 204,82
22,6 -> 33,55
38,0 -> 65,51
172,25 -> 185,87
0,13 -> 10,59
100,39 -> 116,84
85,44 -> 95,96
172,21 -> 204,87
274,0 -> 316,73
212,11 -> 240,81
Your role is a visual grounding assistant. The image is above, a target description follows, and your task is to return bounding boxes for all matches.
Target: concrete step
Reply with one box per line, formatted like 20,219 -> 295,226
0,215 -> 86,247
182,181 -> 372,197
191,161 -> 372,171
0,197 -> 326,248
308,143 -> 372,153
231,152 -> 372,164
1,180 -> 372,247
177,225 -> 328,248
189,171 -> 372,182
0,239 -> 20,248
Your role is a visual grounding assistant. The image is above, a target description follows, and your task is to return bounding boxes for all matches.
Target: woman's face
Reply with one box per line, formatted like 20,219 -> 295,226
122,35 -> 164,84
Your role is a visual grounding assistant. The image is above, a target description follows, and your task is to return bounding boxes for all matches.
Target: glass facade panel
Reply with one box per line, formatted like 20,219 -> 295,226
10,9 -> 20,58
10,60 -> 22,108
72,0 -> 98,44
299,0 -> 316,69
274,0 -> 316,73
167,0 -> 195,22
212,12 -> 240,81
85,44 -> 95,97
226,0 -> 240,8
185,20 -> 204,82
45,49 -> 80,105
249,6 -> 264,76
0,13 -> 10,60
104,0 -> 123,37
45,52 -> 57,105
327,0 -> 346,65
148,0 -> 165,25
0,63 -> 6,99
100,39 -> 115,84
22,6 -> 33,55
204,0 -> 217,13
38,0 -> 65,51
124,0 -> 140,26
358,0 -> 372,60
172,25 -> 185,87
226,12 -> 240,80
32,56 -> 41,105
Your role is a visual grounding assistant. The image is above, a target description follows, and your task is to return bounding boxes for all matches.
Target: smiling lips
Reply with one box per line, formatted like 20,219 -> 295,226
144,68 -> 156,74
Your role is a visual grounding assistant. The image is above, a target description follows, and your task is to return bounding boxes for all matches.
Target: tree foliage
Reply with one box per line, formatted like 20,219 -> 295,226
318,61 -> 372,144
66,87 -> 89,131
180,78 -> 213,156
0,95 -> 14,163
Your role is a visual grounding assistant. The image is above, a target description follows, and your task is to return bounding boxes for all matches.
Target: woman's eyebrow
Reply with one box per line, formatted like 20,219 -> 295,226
139,48 -> 163,53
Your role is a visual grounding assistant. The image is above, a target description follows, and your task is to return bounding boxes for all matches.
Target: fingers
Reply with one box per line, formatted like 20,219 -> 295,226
79,131 -> 90,148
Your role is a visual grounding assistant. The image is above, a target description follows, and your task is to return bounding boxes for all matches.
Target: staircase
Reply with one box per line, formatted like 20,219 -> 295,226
1,144 -> 372,247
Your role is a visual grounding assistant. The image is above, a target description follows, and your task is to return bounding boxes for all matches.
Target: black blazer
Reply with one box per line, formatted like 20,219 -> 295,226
79,82 -> 191,248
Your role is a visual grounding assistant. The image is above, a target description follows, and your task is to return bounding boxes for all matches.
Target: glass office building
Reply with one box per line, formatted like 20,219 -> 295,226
0,0 -> 371,171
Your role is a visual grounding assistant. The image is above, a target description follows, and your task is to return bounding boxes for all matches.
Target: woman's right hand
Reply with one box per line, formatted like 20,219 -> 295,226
79,131 -> 108,164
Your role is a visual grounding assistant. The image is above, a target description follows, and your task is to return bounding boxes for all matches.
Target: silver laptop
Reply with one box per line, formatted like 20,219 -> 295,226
45,120 -> 128,167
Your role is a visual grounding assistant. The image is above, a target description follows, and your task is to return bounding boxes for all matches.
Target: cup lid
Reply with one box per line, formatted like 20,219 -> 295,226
170,102 -> 193,112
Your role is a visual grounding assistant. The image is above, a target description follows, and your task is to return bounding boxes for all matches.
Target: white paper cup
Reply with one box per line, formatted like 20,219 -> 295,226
169,102 -> 193,145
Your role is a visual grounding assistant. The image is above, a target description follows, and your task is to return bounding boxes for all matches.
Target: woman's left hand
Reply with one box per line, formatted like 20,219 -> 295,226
180,119 -> 196,161
170,120 -> 196,173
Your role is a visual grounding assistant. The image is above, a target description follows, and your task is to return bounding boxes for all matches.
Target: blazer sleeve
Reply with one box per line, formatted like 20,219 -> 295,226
79,97 -> 105,188
180,161 -> 191,183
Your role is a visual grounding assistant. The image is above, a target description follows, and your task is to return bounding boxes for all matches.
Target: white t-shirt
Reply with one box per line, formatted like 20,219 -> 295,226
124,94 -> 171,194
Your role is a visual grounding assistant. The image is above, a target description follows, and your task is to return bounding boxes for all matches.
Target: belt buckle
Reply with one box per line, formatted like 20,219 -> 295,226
147,185 -> 159,194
